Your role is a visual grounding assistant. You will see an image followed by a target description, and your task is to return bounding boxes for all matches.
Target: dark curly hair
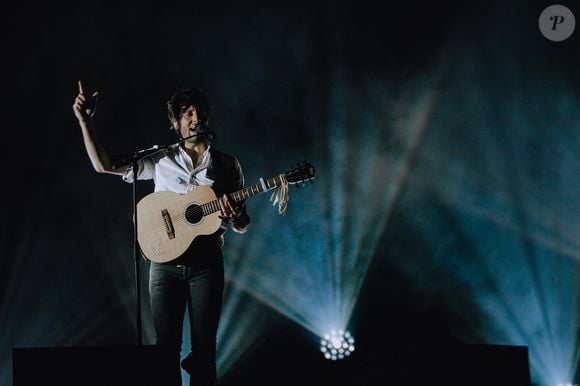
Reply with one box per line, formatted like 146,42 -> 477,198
166,88 -> 211,128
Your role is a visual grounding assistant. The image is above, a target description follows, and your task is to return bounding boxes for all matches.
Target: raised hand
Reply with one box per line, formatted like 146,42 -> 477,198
72,80 -> 99,122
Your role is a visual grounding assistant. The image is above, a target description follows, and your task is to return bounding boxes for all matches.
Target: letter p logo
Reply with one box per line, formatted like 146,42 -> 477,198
550,15 -> 566,30
539,5 -> 575,41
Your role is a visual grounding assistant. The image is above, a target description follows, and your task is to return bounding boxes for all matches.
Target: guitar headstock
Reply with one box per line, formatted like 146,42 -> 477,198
285,161 -> 315,186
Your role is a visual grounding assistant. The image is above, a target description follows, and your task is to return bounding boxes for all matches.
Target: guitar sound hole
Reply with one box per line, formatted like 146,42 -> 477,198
184,204 -> 203,225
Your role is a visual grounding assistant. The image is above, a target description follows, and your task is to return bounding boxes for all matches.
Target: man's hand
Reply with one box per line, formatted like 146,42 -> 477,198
217,194 -> 240,220
72,80 -> 99,123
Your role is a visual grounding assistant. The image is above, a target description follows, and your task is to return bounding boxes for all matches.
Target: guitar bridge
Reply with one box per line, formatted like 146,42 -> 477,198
161,209 -> 175,240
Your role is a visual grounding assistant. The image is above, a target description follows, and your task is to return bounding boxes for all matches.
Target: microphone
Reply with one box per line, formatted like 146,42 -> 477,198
189,124 -> 215,140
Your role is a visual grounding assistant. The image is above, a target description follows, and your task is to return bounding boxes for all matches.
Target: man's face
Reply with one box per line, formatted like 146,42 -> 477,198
176,105 -> 199,141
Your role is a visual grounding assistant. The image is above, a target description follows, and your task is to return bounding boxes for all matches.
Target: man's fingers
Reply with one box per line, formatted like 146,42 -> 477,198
72,95 -> 85,111
226,200 -> 237,216
218,197 -> 227,216
218,195 -> 237,218
78,80 -> 84,94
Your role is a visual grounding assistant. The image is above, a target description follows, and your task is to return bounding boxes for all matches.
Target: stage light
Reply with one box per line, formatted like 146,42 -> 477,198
214,16 -> 578,386
320,330 -> 355,360
390,34 -> 580,386
212,65 -> 441,378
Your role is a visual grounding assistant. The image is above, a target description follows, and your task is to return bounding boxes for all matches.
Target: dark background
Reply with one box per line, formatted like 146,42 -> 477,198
2,1 -> 579,385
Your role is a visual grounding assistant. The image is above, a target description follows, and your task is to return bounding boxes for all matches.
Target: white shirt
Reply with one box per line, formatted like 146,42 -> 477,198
123,144 -> 215,193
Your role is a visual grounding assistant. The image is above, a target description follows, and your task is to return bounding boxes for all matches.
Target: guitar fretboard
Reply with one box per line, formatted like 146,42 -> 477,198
201,175 -> 285,215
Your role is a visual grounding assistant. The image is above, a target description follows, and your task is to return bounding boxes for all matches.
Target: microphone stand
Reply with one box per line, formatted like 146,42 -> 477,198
112,133 -> 198,345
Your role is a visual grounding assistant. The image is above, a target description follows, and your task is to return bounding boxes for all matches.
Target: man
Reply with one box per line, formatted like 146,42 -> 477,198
73,81 -> 250,385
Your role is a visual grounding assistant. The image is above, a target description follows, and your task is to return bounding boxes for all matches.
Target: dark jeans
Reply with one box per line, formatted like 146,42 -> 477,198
149,239 -> 224,386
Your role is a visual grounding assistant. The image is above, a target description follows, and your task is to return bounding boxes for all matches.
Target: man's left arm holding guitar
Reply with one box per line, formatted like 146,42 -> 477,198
216,154 -> 251,234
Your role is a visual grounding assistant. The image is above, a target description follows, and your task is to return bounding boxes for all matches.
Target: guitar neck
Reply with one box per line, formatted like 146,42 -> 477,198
202,174 -> 285,215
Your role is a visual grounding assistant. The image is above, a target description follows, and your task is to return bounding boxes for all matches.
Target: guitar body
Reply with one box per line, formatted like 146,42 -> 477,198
137,185 -> 223,263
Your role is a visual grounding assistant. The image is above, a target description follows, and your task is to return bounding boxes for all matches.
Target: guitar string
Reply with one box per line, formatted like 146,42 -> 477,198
168,190 -> 251,222
170,202 -> 216,222
172,206 -> 205,222
156,177 -> 288,225
150,173 -> 309,234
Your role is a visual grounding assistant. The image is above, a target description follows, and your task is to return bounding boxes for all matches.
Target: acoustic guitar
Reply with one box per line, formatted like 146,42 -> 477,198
136,161 -> 315,262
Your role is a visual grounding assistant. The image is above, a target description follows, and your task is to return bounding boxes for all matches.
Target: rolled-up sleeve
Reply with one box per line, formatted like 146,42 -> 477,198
122,158 -> 155,183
